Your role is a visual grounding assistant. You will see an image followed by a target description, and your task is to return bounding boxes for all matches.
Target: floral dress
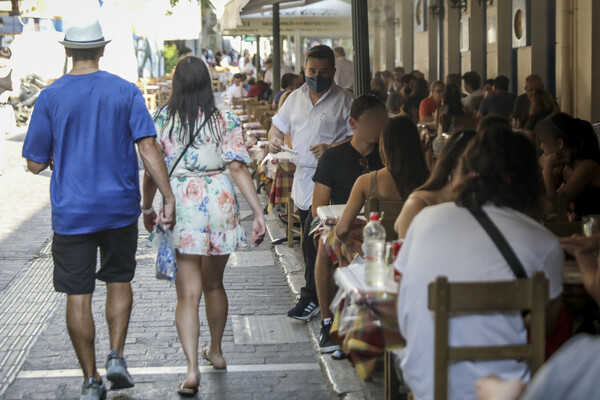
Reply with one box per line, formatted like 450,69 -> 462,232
154,108 -> 251,255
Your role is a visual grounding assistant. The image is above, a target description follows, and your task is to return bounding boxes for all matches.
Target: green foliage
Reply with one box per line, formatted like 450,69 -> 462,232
169,0 -> 214,10
164,44 -> 179,73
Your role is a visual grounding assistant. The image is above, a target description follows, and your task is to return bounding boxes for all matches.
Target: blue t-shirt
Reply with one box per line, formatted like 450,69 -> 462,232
22,71 -> 156,235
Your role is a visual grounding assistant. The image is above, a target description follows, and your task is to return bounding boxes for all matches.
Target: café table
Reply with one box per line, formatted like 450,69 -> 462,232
331,261 -> 404,400
259,153 -> 298,245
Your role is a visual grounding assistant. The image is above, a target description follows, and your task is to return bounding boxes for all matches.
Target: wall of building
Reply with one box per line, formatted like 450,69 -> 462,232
366,0 -> 597,122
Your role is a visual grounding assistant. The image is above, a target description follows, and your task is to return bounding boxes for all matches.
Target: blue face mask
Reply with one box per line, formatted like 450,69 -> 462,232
305,75 -> 333,94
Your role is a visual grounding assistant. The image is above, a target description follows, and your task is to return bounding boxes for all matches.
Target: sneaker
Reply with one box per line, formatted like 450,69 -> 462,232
319,320 -> 340,353
287,298 -> 320,321
105,350 -> 135,390
80,377 -> 106,400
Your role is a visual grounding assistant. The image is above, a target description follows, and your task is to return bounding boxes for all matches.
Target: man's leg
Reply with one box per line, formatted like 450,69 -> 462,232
315,240 -> 337,322
300,207 -> 318,302
315,239 -> 341,353
52,231 -> 100,382
66,293 -> 99,381
97,222 -> 138,390
287,208 -> 320,320
106,282 -> 133,355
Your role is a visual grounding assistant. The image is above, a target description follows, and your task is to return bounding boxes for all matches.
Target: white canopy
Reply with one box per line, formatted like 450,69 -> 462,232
220,0 -> 352,38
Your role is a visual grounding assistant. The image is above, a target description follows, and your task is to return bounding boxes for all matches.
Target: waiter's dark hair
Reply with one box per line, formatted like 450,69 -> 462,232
305,45 -> 335,68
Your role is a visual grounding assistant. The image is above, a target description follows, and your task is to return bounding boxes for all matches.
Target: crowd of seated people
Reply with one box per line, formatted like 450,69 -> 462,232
254,57 -> 600,397
246,55 -> 600,397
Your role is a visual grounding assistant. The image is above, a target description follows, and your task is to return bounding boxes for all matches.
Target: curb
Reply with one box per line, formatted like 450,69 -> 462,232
264,210 -> 378,399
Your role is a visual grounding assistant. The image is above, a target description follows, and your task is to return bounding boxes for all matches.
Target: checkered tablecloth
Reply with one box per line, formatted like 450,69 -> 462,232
268,160 -> 296,211
331,264 -> 404,380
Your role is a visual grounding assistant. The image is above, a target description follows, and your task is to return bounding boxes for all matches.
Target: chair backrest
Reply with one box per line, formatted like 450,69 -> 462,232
542,193 -> 570,222
363,198 -> 404,240
428,272 -> 549,400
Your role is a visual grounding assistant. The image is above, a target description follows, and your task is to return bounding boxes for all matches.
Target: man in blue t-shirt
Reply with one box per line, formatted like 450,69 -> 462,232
22,18 -> 175,400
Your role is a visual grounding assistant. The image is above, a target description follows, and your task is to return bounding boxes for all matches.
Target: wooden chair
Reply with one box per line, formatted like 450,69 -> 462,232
428,272 -> 549,400
542,193 -> 570,222
363,198 -> 405,240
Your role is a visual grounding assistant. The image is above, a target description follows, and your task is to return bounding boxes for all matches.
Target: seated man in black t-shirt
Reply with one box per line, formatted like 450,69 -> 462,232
312,95 -> 388,354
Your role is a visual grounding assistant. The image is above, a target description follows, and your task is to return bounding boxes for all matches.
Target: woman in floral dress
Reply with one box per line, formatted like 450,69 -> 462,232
142,56 -> 266,395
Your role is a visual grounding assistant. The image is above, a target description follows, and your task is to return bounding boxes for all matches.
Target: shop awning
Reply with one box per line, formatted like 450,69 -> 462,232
220,0 -> 351,38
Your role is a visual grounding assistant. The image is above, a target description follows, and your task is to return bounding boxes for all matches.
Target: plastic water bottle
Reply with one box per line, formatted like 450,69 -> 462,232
363,212 -> 386,289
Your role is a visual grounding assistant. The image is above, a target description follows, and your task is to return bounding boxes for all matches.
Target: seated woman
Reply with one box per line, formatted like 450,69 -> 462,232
524,88 -> 558,136
396,125 -> 563,400
539,112 -> 600,219
315,116 -> 429,353
386,91 -> 404,117
335,116 -> 430,259
394,129 -> 476,238
436,83 -> 467,133
402,78 -> 429,124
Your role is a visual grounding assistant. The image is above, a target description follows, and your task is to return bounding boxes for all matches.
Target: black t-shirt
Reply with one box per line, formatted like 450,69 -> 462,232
312,141 -> 384,205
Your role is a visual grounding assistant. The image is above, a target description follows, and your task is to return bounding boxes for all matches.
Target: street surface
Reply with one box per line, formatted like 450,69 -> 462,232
0,127 -> 336,399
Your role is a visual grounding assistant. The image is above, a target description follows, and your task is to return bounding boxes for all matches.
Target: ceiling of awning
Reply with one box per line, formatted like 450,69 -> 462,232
241,0 -> 322,15
220,0 -> 351,38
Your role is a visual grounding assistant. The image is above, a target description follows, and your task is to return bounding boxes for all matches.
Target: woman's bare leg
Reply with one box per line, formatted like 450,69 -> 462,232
201,254 -> 229,366
175,252 -> 203,387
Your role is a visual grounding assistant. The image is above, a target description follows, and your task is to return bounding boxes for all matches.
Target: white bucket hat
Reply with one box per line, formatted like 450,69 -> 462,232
59,18 -> 111,49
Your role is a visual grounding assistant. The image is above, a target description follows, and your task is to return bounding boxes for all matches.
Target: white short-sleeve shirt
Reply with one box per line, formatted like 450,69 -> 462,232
334,56 -> 354,90
395,203 -> 564,400
271,82 -> 354,210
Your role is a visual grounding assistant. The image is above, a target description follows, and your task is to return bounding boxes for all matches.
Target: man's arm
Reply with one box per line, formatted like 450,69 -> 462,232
137,137 -> 176,229
27,160 -> 50,174
267,122 -> 285,153
311,182 -> 332,218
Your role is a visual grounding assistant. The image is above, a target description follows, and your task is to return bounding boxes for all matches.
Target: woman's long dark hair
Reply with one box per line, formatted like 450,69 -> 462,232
456,126 -> 541,215
540,112 -> 600,165
442,83 -> 465,116
157,56 -> 221,145
408,78 -> 429,103
380,116 -> 430,199
418,130 -> 476,192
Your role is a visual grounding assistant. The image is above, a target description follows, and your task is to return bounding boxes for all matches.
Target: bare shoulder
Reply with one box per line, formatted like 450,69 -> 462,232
407,190 -> 437,206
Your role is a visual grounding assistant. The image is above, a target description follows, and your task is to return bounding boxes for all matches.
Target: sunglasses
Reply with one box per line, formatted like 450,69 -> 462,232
359,157 -> 370,174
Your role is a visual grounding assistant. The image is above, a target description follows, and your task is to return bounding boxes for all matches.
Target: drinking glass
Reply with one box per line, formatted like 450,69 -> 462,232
582,215 -> 600,237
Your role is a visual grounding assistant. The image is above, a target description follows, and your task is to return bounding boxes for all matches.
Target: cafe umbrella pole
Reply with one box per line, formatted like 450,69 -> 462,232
352,0 -> 370,96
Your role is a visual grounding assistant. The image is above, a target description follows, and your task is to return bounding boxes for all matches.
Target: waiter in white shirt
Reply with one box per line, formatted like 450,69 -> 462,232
268,45 -> 354,320
333,47 -> 354,91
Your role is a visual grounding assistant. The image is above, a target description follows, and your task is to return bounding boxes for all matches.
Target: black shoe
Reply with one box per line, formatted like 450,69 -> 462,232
319,320 -> 340,353
287,298 -> 320,321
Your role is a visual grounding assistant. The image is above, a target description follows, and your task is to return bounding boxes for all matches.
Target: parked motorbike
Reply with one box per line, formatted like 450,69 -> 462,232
9,74 -> 48,126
